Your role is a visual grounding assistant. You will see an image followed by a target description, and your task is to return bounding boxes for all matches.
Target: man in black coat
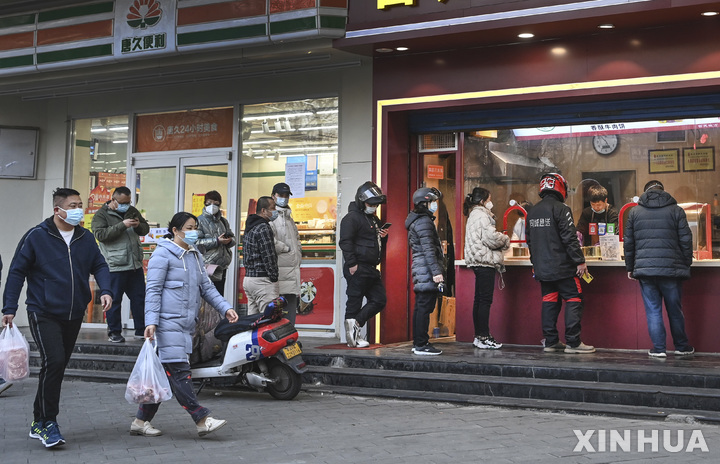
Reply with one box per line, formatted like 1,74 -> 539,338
576,184 -> 619,246
339,182 -> 388,348
526,173 -> 594,354
624,180 -> 694,358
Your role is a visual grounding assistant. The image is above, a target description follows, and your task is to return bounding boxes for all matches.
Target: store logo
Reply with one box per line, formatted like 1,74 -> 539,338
152,124 -> 166,142
574,429 -> 709,453
127,0 -> 163,29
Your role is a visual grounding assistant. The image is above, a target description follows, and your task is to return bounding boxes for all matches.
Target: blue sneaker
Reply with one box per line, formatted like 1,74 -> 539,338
29,421 -> 44,440
40,421 -> 65,448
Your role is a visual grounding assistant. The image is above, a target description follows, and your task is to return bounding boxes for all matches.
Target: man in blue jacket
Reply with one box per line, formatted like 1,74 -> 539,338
2,188 -> 113,449
624,180 -> 694,358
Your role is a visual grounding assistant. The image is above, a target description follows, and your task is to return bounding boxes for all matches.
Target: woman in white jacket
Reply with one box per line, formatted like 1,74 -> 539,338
463,187 -> 510,349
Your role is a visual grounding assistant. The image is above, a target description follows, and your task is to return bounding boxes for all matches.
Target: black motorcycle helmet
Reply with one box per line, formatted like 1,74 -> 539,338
355,181 -> 386,206
412,187 -> 441,206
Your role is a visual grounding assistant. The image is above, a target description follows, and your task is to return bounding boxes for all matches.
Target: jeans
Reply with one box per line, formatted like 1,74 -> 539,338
106,268 -> 146,336
413,290 -> 439,347
28,312 -> 83,424
639,277 -> 691,353
540,277 -> 584,348
343,264 -> 386,326
472,267 -> 496,337
136,362 -> 210,424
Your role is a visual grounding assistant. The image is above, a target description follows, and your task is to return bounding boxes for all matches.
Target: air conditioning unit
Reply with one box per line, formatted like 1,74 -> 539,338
418,133 -> 458,153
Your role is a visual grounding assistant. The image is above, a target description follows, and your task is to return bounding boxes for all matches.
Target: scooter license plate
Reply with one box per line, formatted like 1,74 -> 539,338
282,344 -> 302,359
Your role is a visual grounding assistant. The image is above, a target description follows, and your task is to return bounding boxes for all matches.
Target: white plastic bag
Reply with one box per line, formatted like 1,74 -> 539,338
125,339 -> 173,404
0,324 -> 31,381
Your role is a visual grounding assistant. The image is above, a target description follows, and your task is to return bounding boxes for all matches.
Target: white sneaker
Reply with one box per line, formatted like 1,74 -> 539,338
473,336 -> 502,350
197,417 -> 227,437
356,339 -> 370,348
345,318 -> 358,347
130,420 -> 162,437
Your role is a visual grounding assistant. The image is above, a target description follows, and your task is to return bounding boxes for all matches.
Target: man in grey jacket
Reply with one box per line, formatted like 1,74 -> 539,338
91,186 -> 149,343
269,182 -> 301,324
624,180 -> 694,358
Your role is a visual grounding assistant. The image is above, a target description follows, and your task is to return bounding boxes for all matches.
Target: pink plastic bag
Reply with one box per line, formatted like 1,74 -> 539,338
124,339 -> 173,404
0,325 -> 31,381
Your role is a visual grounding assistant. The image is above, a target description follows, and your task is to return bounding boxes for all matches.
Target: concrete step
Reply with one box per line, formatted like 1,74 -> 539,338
303,383 -> 720,424
29,351 -> 137,373
30,366 -> 130,384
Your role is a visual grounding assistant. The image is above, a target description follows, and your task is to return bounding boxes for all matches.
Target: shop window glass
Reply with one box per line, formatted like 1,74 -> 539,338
462,118 -> 720,261
71,115 -> 130,323
240,97 -> 338,261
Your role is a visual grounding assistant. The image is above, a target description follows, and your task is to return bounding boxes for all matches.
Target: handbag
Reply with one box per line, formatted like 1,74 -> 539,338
124,339 -> 173,404
0,325 -> 30,381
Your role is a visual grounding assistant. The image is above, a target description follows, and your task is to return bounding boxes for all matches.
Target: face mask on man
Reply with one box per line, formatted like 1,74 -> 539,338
365,206 -> 377,215
429,201 -> 439,213
116,203 -> 130,214
269,210 -> 279,221
181,230 -> 199,246
275,197 -> 289,208
205,204 -> 219,215
59,207 -> 84,226
592,207 -> 606,214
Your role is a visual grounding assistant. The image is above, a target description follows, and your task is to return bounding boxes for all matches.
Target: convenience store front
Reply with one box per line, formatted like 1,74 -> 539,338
338,1 -> 720,350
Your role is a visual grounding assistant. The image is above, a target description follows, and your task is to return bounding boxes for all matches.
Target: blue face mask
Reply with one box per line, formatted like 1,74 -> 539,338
428,201 -> 439,213
59,207 -> 84,226
269,210 -> 279,221
182,230 -> 199,246
116,203 -> 130,213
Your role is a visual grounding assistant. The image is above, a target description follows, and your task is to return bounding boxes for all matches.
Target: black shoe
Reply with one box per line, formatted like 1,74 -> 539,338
108,333 -> 126,343
412,343 -> 442,355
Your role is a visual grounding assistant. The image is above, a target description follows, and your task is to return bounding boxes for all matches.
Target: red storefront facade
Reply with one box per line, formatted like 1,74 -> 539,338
336,0 -> 720,351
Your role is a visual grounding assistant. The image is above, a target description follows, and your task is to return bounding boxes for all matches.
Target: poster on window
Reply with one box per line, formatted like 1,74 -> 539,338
135,108 -> 233,152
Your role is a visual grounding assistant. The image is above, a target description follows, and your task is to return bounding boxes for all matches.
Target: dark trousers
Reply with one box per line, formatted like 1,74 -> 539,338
472,267 -> 496,337
28,312 -> 83,424
136,362 -> 210,424
280,293 -> 298,325
413,290 -> 439,347
540,277 -> 584,348
343,264 -> 387,326
106,268 -> 146,336
639,277 -> 691,353
212,269 -> 227,297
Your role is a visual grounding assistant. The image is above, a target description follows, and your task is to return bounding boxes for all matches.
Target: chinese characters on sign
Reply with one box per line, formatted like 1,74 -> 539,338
135,108 -> 233,152
378,0 -> 447,9
683,147 -> 715,172
427,164 -> 444,179
121,33 -> 166,53
648,149 -> 680,174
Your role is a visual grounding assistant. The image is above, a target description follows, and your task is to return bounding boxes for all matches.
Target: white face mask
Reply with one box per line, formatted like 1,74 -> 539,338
365,205 -> 377,215
428,201 -> 438,213
592,208 -> 605,214
205,205 -> 219,215
275,197 -> 289,208
484,201 -> 494,211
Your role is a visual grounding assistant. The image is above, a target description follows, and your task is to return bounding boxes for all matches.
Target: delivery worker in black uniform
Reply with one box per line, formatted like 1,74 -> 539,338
526,173 -> 595,354
339,181 -> 388,348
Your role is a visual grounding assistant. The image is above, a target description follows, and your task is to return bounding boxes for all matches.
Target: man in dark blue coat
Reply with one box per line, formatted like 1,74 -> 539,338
624,180 -> 694,358
2,188 -> 112,448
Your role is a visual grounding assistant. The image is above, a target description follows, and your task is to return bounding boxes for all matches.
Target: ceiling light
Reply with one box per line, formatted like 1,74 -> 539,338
702,11 -> 719,16
598,23 -> 615,29
112,140 -> 127,144
395,46 -> 409,51
316,109 -> 338,115
375,48 -> 393,53
243,112 -> 314,121
551,47 -> 567,56
109,126 -> 129,131
518,33 -> 534,39
91,127 -> 107,133
298,125 -> 339,131
244,139 -> 283,145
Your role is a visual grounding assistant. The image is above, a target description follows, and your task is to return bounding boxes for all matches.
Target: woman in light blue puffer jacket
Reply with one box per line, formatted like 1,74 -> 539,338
132,212 -> 238,439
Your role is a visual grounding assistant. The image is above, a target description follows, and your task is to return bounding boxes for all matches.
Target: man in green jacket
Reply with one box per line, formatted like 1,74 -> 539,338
91,186 -> 149,343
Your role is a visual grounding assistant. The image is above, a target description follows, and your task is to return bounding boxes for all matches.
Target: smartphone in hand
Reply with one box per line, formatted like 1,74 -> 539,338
381,223 -> 392,230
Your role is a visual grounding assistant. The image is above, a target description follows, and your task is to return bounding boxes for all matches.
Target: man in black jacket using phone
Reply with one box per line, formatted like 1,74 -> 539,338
339,182 -> 388,348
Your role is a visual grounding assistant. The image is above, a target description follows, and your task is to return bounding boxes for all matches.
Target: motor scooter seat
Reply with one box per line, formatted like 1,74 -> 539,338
214,314 -> 264,341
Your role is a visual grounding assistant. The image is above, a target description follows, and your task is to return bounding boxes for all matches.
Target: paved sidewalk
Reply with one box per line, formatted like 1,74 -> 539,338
1,378 -> 719,463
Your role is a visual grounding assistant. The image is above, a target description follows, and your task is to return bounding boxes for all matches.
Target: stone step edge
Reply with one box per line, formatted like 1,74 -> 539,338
30,367 -> 130,383
303,383 -> 720,425
306,365 -> 720,398
29,352 -> 139,363
302,352 -> 720,378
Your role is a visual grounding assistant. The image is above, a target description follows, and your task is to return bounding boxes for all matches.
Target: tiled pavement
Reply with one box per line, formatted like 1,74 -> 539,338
2,377 -> 719,463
